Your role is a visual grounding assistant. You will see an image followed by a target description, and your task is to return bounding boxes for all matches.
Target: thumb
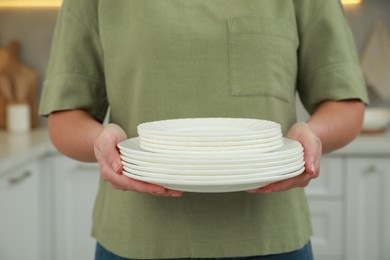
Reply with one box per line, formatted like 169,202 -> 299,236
287,122 -> 321,178
94,124 -> 127,174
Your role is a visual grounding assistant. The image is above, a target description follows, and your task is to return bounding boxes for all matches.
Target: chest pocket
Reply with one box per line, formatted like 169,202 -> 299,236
228,16 -> 299,102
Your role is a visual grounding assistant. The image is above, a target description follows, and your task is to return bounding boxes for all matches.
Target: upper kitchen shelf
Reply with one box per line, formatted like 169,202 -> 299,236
0,0 -> 62,8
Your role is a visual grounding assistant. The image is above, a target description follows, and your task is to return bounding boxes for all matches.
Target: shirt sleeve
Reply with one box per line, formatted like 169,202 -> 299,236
39,0 -> 108,122
297,0 -> 369,114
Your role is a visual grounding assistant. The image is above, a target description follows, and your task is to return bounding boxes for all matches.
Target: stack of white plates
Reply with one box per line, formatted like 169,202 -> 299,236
118,118 -> 305,193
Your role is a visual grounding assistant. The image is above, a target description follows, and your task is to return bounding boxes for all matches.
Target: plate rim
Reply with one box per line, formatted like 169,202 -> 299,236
122,159 -> 305,176
137,118 -> 281,137
118,137 -> 303,159
119,153 -> 304,169
122,167 -> 305,186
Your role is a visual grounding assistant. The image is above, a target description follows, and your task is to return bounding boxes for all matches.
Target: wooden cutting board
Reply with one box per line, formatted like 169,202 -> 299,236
0,41 -> 39,130
0,95 -> 6,128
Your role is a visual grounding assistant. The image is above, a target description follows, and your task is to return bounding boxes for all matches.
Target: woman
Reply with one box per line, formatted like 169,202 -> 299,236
40,0 -> 368,259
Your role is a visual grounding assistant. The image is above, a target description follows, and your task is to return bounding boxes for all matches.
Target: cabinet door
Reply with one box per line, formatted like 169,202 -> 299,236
306,157 -> 344,260
50,155 -> 100,260
307,200 -> 344,260
0,161 -> 45,260
346,157 -> 390,260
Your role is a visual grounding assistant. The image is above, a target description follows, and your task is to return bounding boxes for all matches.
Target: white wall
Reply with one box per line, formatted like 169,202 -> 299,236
0,8 -> 57,88
346,0 -> 390,52
345,0 -> 390,109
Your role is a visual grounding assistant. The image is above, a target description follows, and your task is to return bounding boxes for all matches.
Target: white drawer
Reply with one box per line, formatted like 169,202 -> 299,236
308,200 -> 344,258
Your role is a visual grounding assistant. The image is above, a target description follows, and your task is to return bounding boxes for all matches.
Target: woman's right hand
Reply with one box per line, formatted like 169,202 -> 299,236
94,123 -> 183,197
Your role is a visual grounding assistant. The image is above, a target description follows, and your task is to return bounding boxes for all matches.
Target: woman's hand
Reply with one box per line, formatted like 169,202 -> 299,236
246,100 -> 364,193
94,124 -> 183,197
247,122 -> 322,193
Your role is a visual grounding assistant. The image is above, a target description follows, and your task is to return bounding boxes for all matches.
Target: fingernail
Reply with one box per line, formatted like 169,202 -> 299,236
167,191 -> 182,197
259,187 -> 272,193
153,191 -> 182,197
248,187 -> 271,193
308,162 -> 316,176
112,160 -> 121,174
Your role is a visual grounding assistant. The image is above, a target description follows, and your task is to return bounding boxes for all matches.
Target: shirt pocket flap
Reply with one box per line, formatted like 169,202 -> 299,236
228,16 -> 298,44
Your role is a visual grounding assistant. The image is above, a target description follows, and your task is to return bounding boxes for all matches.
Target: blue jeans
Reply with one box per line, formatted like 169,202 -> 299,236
95,241 -> 313,260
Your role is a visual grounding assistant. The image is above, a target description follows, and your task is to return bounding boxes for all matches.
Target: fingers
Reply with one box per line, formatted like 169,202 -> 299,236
94,124 -> 183,197
247,122 -> 322,193
247,170 -> 313,193
109,172 -> 182,197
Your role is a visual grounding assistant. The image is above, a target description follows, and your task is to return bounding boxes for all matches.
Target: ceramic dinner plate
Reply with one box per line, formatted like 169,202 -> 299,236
139,131 -> 281,142
121,159 -> 304,176
120,153 -> 304,169
137,118 -> 281,137
122,162 -> 305,180
139,139 -> 283,154
139,133 -> 282,147
122,167 -> 305,193
118,137 -> 303,160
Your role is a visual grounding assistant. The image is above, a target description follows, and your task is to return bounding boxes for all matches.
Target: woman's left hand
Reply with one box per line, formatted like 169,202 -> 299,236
247,122 -> 322,193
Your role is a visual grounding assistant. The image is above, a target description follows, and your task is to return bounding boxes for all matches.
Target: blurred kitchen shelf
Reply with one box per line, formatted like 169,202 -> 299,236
0,0 -> 62,8
335,129 -> 390,155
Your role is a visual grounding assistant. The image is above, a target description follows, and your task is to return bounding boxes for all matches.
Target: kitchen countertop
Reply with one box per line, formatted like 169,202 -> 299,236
1,128 -> 390,173
0,128 -> 55,172
332,129 -> 390,156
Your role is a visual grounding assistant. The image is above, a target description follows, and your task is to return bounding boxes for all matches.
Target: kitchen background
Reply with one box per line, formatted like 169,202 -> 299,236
1,1 -> 390,260
1,0 -> 390,124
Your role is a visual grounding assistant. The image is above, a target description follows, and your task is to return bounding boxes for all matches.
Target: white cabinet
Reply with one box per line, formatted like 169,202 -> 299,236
1,129 -> 389,260
306,157 -> 345,260
346,157 -> 390,260
0,151 -> 100,260
308,201 -> 344,260
48,154 -> 100,260
307,155 -> 390,260
0,160 -> 50,260
47,154 -> 390,260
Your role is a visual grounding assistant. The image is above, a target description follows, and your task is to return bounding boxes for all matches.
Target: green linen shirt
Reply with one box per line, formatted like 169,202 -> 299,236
40,0 -> 368,258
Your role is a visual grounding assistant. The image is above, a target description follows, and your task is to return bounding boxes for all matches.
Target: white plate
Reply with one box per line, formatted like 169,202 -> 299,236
120,153 -> 303,169
139,133 -> 282,147
121,159 -> 304,176
137,118 -> 281,137
122,157 -> 304,176
122,167 -> 305,193
139,131 -> 281,142
118,137 -> 303,160
140,139 -> 283,154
